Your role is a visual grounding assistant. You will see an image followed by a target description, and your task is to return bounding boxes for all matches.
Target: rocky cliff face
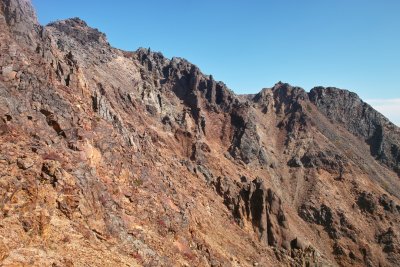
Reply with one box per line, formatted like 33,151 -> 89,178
1,0 -> 399,266
0,0 -> 39,46
309,87 -> 400,176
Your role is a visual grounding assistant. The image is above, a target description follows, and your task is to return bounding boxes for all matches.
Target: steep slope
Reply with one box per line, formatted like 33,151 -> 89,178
309,87 -> 400,177
1,0 -> 399,266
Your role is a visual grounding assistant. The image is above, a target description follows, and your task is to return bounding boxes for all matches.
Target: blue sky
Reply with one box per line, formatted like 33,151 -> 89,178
32,0 -> 400,125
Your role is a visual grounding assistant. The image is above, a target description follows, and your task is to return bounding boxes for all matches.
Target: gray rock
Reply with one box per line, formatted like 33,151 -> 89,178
17,157 -> 34,170
309,87 -> 400,177
214,176 -> 291,248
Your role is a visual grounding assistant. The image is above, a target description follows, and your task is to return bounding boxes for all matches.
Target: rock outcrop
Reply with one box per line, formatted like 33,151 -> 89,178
309,87 -> 400,176
214,177 -> 290,247
0,0 -> 399,266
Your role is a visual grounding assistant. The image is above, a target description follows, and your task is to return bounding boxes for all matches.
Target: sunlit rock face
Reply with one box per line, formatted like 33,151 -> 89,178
0,0 -> 399,266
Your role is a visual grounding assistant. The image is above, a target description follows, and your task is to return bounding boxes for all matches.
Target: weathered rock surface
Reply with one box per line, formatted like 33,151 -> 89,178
309,87 -> 400,176
0,0 -> 399,266
214,177 -> 290,247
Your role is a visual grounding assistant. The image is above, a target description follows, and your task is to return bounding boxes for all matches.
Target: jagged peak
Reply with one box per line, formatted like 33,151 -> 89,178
310,87 -> 400,176
308,85 -> 395,128
309,86 -> 361,101
134,47 -> 226,85
135,47 -> 169,66
46,17 -> 108,45
135,46 -> 152,55
47,17 -> 88,27
253,82 -> 308,103
272,81 -> 290,89
135,47 -> 193,66
272,82 -> 306,94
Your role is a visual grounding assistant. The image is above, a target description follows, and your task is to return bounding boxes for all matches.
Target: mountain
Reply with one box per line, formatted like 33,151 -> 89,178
1,0 -> 399,266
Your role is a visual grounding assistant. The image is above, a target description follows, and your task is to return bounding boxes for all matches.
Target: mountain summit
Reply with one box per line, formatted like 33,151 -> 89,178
1,0 -> 399,266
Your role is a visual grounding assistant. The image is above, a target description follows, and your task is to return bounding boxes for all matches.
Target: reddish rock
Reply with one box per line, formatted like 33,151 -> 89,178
0,0 -> 399,266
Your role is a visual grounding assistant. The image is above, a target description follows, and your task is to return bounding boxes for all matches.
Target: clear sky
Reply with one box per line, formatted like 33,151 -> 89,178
32,0 -> 400,125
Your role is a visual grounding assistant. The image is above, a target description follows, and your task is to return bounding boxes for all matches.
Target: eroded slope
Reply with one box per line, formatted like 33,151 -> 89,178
1,1 -> 400,266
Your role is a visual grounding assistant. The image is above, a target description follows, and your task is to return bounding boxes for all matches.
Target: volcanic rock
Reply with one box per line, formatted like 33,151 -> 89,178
0,0 -> 399,266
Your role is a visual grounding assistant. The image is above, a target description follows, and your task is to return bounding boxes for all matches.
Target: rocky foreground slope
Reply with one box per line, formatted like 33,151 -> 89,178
1,0 -> 400,266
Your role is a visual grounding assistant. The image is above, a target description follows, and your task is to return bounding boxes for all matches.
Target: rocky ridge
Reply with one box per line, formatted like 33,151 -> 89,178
1,0 -> 400,266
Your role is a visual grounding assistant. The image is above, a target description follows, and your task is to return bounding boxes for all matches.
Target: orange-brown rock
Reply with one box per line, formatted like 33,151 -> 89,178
1,0 -> 399,266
